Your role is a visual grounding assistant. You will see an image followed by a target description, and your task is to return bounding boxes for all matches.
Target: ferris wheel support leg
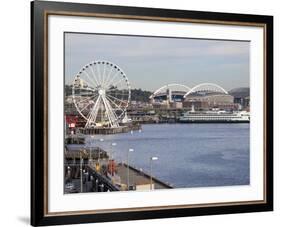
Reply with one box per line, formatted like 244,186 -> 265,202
101,95 -> 119,128
85,96 -> 101,128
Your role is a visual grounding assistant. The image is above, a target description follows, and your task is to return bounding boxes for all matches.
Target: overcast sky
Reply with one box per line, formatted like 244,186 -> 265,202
65,32 -> 249,92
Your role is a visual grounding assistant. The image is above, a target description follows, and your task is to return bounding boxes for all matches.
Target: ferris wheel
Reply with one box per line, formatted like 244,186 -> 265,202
72,60 -> 131,128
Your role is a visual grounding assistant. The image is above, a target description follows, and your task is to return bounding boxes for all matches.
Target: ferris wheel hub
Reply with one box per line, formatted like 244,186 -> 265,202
98,89 -> 105,96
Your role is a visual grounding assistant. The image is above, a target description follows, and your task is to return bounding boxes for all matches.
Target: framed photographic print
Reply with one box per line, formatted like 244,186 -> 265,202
31,0 -> 273,226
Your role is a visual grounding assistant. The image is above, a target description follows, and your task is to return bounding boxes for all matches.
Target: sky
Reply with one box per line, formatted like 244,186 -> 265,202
65,32 -> 250,92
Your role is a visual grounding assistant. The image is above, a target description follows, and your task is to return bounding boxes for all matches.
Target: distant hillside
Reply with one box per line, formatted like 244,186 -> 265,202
228,87 -> 250,98
130,89 -> 152,102
65,85 -> 152,102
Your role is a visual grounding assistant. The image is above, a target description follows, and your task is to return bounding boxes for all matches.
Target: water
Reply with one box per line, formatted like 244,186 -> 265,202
87,123 -> 250,188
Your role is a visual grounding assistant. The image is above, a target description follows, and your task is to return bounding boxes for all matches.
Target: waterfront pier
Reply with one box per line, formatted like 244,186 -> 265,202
64,145 -> 173,193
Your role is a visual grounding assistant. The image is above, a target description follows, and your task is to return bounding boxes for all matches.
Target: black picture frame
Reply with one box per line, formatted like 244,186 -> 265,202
31,0 -> 273,226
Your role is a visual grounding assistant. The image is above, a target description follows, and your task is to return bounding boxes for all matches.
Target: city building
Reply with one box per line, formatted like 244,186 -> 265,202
183,93 -> 237,111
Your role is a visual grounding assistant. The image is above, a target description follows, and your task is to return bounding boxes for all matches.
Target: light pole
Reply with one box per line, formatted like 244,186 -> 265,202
67,166 -> 71,182
150,156 -> 158,190
109,142 -> 117,175
89,139 -> 93,166
83,169 -> 86,184
127,148 -> 134,190
111,142 -> 117,160
80,151 -> 83,193
84,170 -> 89,191
98,138 -> 104,162
139,168 -> 143,175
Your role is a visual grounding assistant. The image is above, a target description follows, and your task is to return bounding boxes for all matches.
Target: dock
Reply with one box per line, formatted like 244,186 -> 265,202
64,145 -> 173,193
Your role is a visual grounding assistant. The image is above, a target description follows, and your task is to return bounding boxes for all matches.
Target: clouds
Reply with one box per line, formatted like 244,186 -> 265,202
65,33 -> 248,58
65,33 -> 249,91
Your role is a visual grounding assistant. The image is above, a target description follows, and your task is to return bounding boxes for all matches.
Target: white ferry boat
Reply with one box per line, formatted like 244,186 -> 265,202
179,108 -> 250,123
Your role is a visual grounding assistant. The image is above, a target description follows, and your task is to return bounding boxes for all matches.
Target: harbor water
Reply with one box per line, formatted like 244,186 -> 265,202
88,123 -> 250,188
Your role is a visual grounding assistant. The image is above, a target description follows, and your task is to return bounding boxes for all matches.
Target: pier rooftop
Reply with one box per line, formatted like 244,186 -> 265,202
116,163 -> 173,190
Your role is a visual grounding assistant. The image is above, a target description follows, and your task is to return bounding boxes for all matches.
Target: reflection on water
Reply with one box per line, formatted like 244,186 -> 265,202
86,123 -> 250,188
